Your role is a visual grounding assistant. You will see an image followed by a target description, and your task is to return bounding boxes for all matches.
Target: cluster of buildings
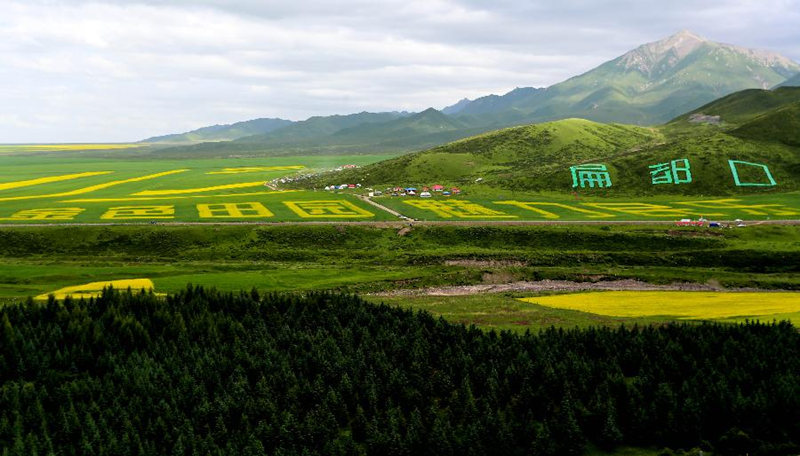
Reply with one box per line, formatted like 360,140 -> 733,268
323,183 -> 463,198
271,164 -> 361,188
383,185 -> 462,197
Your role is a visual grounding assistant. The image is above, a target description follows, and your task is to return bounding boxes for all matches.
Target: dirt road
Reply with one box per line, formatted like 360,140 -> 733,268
373,279 -> 776,297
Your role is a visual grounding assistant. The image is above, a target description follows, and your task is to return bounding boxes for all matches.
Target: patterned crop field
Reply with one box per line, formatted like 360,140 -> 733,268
1,150 -> 798,223
0,155 -> 397,223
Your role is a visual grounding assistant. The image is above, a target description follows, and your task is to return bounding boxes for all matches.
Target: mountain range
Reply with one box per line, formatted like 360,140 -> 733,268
142,31 -> 800,158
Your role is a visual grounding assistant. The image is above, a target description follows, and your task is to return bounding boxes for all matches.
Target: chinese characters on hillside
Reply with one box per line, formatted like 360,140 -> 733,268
571,159 -> 776,188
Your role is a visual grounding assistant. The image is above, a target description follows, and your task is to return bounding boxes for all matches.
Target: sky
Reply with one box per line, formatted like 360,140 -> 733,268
1,0 -> 799,142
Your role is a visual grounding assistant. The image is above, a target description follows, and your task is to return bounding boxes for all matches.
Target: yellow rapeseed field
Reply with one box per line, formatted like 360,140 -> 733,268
0,144 -> 140,153
520,291 -> 800,320
0,171 -> 112,191
132,181 -> 268,196
35,279 -> 155,300
0,169 -> 188,202
206,165 -> 305,174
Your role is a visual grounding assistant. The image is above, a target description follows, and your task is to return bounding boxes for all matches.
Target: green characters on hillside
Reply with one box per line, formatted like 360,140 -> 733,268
571,159 -> 778,188
728,160 -> 777,187
649,158 -> 692,185
570,164 -> 612,188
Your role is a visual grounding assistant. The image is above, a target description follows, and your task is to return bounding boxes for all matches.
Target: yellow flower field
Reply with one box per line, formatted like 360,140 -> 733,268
132,181 -> 268,196
206,165 -> 305,174
0,171 -> 112,191
0,144 -> 141,153
520,291 -> 800,320
0,169 -> 188,202
35,279 -> 155,300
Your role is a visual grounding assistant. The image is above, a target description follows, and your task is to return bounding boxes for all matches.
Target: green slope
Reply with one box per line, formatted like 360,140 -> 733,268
149,109 -> 498,158
671,86 -> 800,125
775,72 -> 800,88
235,111 -> 404,144
315,89 -> 800,196
731,101 -> 800,147
317,118 -> 662,189
142,117 -> 292,143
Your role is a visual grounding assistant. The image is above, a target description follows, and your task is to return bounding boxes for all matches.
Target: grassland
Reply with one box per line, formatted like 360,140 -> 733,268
1,224 -> 797,335
308,89 -> 800,196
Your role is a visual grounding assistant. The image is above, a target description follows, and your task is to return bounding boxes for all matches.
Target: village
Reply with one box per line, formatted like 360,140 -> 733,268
324,183 -> 463,198
266,163 -> 465,198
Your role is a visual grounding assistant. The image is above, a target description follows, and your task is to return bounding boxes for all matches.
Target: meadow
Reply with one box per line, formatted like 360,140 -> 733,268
1,223 -> 798,334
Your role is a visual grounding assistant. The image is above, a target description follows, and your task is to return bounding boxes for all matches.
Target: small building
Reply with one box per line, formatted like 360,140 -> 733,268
420,191 -> 432,198
451,188 -> 462,195
432,185 -> 445,192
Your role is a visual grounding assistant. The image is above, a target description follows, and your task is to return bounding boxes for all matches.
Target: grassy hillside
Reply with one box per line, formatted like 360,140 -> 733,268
142,118 -> 292,143
315,88 -> 800,195
776,72 -> 800,88
318,119 -> 660,188
671,86 -> 800,125
730,101 -> 800,147
147,110 -> 498,158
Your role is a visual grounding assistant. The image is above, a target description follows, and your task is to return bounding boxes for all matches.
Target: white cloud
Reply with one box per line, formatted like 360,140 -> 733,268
0,0 -> 798,142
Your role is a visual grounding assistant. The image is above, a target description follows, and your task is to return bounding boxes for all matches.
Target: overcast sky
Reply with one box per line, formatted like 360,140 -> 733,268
1,0 -> 799,142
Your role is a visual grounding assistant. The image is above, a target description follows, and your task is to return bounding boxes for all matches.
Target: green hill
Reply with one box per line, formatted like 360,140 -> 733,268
316,89 -> 800,196
235,111 -> 405,145
317,118 -> 662,189
149,109 -> 496,158
142,117 -> 292,143
776,72 -> 800,88
671,86 -> 800,126
731,101 -> 800,147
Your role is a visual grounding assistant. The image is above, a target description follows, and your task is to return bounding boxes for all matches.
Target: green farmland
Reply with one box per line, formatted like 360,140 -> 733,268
0,152 -> 397,223
373,190 -> 800,222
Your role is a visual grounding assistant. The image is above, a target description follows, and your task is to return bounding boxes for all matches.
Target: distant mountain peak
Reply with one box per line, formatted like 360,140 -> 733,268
616,30 -> 799,80
618,30 -> 707,76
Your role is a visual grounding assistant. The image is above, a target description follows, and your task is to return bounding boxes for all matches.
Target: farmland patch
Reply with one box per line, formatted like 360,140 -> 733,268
35,278 -> 155,300
519,291 -> 800,320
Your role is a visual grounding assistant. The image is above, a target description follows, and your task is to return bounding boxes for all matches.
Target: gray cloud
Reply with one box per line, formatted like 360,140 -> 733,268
1,0 -> 799,142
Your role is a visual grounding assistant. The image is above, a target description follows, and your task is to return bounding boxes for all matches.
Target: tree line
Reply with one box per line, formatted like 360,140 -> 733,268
1,286 -> 799,455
